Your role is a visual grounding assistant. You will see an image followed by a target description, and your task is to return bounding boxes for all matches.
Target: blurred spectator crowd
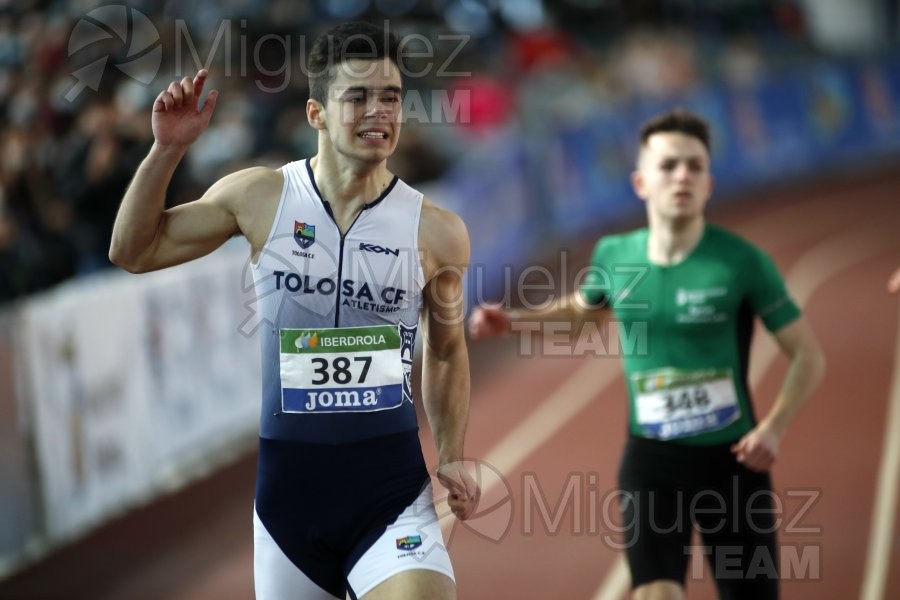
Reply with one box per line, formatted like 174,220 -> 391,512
0,0 -> 839,304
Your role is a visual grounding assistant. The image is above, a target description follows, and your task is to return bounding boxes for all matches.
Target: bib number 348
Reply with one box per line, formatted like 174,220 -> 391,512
632,368 -> 741,440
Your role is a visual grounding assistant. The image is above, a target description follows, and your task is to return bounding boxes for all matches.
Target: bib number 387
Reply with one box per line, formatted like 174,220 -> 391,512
279,325 -> 403,413
632,368 -> 741,440
309,356 -> 372,385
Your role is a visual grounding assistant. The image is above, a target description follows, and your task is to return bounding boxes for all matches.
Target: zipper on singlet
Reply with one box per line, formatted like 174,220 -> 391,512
335,232 -> 345,327
304,159 -> 399,328
321,202 -> 363,328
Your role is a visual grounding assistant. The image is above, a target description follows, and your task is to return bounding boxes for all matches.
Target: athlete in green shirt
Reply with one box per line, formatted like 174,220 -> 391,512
469,109 -> 826,600
581,223 -> 801,446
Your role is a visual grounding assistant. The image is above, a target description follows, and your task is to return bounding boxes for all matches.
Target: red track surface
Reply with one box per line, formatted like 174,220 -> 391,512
2,166 -> 899,599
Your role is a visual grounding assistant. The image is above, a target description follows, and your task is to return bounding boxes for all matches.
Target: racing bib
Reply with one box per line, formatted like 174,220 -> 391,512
280,325 -> 404,414
632,368 -> 741,440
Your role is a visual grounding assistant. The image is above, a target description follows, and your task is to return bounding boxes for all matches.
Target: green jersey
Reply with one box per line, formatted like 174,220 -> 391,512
581,224 -> 800,445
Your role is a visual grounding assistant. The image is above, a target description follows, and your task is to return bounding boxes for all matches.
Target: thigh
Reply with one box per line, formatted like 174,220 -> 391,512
632,580 -> 686,600
254,508 -> 343,600
618,439 -> 694,588
620,485 -> 693,588
696,468 -> 779,600
346,483 -> 455,600
357,569 -> 455,600
255,433 -> 431,599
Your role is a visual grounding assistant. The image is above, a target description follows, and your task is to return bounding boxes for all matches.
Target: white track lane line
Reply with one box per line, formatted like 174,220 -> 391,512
860,301 -> 900,600
439,356 -> 621,535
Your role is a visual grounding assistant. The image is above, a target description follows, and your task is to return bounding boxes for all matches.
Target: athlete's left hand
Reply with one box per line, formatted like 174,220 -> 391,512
731,425 -> 780,472
437,461 -> 481,520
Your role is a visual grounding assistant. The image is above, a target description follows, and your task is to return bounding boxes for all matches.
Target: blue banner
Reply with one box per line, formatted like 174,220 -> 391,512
439,54 -> 900,310
544,54 -> 900,229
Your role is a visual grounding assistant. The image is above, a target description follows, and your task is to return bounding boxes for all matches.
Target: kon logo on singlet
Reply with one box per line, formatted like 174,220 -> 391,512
279,325 -> 405,413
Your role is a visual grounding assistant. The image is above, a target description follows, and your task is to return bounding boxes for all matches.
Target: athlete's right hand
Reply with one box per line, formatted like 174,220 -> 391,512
888,267 -> 900,294
437,462 -> 481,521
467,304 -> 511,340
152,69 -> 218,148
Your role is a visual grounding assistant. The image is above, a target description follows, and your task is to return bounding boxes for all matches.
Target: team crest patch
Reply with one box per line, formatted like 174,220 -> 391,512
294,221 -> 316,249
396,535 -> 422,551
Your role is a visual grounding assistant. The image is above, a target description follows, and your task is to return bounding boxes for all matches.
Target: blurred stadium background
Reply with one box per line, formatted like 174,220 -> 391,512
1,0 -> 899,598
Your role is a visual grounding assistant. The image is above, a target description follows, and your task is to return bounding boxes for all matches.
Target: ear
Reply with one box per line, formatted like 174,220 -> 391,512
630,170 -> 647,202
306,99 -> 326,130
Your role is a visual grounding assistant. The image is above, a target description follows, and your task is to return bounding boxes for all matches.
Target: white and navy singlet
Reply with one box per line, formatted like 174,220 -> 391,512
249,159 -> 452,599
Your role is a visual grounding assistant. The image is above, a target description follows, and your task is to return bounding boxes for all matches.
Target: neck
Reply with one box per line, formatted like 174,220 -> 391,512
310,152 -> 393,226
647,214 -> 705,265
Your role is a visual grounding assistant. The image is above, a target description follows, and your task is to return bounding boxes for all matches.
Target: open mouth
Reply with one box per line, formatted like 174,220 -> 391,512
358,130 -> 388,140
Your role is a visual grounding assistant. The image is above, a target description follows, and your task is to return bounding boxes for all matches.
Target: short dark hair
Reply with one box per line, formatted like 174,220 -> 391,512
639,108 -> 711,154
307,22 -> 401,106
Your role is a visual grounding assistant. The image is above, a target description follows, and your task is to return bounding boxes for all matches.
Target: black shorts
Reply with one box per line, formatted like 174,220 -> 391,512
617,435 -> 779,599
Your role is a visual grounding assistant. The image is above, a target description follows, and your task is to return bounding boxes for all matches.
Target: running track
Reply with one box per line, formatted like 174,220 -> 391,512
1,165 -> 899,599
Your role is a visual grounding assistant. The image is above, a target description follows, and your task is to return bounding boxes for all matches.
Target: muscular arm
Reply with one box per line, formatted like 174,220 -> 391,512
732,316 -> 826,471
108,70 -> 282,273
420,201 -> 478,519
110,160 -> 280,273
422,264 -> 469,466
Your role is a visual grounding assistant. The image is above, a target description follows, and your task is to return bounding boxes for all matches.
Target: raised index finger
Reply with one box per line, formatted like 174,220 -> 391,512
192,69 -> 209,102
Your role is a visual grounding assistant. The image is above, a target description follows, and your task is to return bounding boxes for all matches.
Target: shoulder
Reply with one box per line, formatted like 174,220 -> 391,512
204,166 -> 285,248
608,228 -> 647,248
704,224 -> 756,253
217,166 -> 283,202
702,225 -> 788,289
419,196 -> 470,272
703,224 -> 770,264
203,166 -> 284,214
590,228 -> 646,262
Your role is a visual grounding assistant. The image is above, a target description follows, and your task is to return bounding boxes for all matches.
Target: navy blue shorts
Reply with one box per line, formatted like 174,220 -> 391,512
254,430 -> 432,598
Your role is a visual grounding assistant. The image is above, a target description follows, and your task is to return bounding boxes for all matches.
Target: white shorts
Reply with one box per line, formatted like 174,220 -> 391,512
254,483 -> 454,599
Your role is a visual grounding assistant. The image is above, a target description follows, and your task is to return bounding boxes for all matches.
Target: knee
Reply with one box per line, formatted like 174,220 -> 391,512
632,580 -> 685,600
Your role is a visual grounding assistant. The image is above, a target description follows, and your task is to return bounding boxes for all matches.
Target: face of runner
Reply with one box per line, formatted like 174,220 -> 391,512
632,131 -> 713,224
318,57 -> 403,166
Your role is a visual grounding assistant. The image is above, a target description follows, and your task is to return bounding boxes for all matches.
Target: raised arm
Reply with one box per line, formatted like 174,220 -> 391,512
108,70 -> 282,273
420,200 -> 479,520
731,316 -> 826,471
